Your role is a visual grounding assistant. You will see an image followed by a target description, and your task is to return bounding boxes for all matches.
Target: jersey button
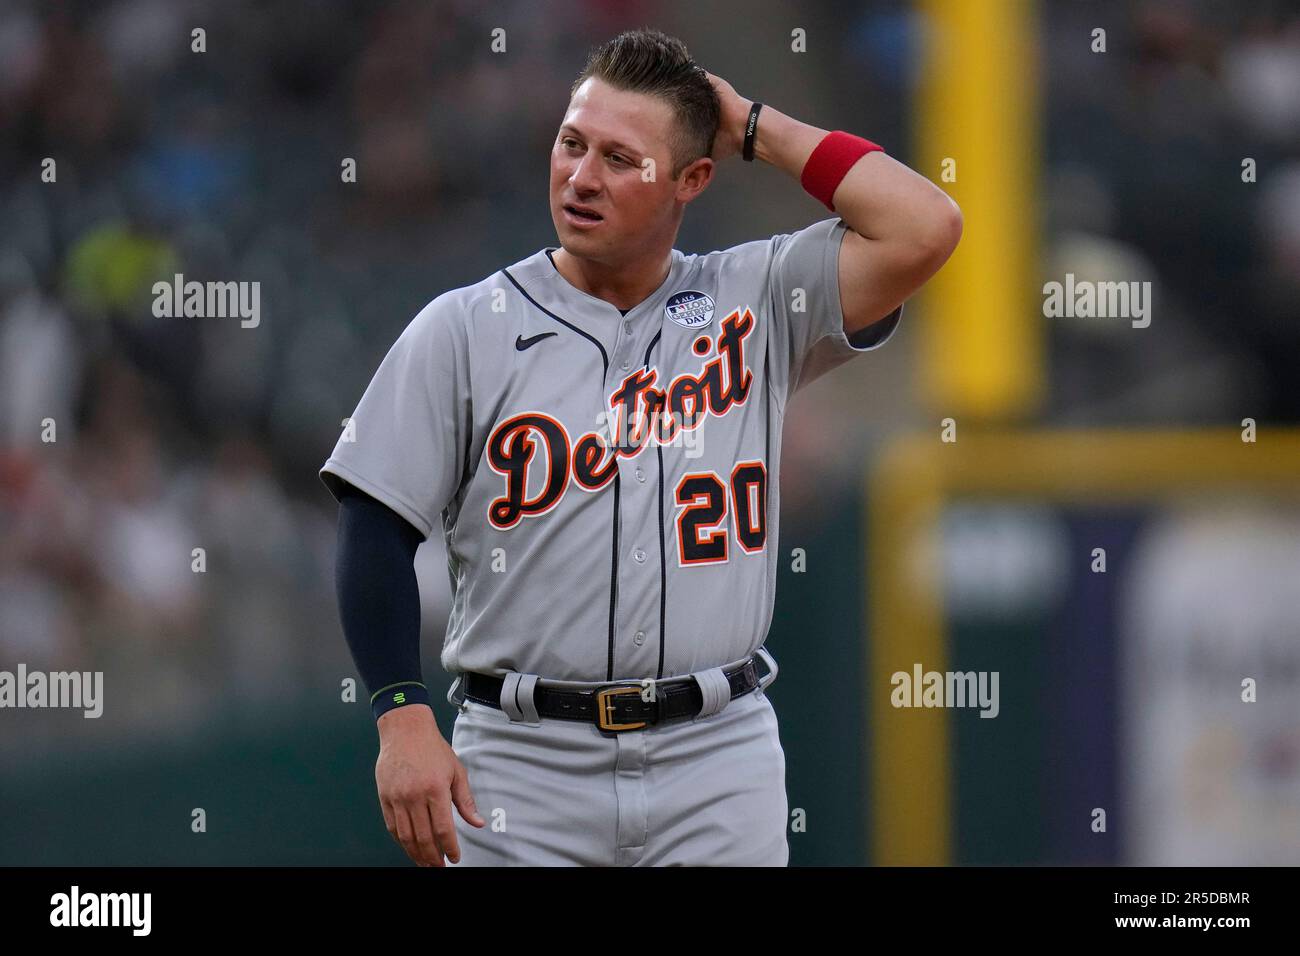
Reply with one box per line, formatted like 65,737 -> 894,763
620,358 -> 631,371
632,548 -> 647,563
623,321 -> 633,335
633,630 -> 646,646
634,467 -> 646,482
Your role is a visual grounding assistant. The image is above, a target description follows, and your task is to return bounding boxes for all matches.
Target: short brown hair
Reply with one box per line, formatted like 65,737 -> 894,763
571,29 -> 720,179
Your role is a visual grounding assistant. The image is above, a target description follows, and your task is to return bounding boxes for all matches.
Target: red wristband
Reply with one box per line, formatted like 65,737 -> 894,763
800,131 -> 884,212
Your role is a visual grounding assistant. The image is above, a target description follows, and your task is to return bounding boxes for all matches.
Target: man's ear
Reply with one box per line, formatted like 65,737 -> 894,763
676,156 -> 715,203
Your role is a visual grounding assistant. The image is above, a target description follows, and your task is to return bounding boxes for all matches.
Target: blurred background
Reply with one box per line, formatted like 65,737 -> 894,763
0,0 -> 1297,865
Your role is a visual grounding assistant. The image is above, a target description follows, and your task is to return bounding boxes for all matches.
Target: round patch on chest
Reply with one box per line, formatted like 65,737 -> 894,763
664,290 -> 715,330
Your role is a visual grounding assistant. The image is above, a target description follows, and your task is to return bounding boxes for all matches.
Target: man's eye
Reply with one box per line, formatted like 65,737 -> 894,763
611,154 -> 629,165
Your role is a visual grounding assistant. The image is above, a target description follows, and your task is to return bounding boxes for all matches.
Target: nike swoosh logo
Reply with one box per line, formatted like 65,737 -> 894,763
515,332 -> 557,351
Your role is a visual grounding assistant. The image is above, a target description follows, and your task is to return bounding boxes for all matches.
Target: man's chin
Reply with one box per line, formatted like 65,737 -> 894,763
555,232 -> 611,260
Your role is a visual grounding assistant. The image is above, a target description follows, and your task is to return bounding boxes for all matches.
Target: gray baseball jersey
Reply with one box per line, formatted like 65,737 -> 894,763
320,215 -> 901,685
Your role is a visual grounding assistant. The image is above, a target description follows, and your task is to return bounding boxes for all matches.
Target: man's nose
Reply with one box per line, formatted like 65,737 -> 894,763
569,150 -> 603,195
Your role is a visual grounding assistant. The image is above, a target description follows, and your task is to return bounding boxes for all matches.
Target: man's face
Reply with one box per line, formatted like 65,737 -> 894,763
549,77 -> 700,264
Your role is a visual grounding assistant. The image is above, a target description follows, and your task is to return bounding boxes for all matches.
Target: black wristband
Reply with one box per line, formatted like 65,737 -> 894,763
742,101 -> 763,162
371,681 -> 432,720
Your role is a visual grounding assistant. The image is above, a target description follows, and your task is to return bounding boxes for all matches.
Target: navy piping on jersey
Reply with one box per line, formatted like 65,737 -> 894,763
607,481 -> 620,679
458,420 -> 475,511
642,330 -> 667,680
501,261 -> 621,679
500,264 -> 609,369
763,343 -> 771,534
763,302 -> 773,629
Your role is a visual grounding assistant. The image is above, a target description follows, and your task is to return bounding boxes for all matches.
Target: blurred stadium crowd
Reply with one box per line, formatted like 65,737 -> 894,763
1042,0 -> 1300,424
0,0 -> 1297,752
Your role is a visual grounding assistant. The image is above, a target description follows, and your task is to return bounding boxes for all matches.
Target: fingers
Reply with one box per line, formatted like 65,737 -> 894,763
376,750 -> 477,866
428,792 -> 461,865
451,762 -> 486,829
385,797 -> 445,867
387,800 -> 419,865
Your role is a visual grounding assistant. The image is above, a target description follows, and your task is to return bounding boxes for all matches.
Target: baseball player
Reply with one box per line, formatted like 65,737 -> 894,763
322,29 -> 960,866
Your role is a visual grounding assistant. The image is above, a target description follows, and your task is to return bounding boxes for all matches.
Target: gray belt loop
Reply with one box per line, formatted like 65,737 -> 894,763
755,645 -> 779,693
690,666 -> 731,720
447,675 -> 467,714
500,673 -> 541,724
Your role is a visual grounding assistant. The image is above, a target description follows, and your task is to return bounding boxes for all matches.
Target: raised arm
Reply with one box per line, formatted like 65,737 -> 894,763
706,72 -> 962,337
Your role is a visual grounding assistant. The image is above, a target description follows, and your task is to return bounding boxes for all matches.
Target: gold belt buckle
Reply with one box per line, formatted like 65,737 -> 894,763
594,685 -> 647,733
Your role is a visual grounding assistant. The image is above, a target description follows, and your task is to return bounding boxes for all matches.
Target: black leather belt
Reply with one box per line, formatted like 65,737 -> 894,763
462,657 -> 760,735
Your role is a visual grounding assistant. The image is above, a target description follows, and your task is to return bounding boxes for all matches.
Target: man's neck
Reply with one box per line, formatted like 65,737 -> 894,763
551,246 -> 673,312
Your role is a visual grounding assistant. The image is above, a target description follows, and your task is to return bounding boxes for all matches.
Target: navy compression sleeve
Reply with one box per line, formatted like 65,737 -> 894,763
334,483 -> 429,720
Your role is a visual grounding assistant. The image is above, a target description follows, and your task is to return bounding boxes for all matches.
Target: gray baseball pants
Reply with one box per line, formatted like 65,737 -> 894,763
447,657 -> 788,867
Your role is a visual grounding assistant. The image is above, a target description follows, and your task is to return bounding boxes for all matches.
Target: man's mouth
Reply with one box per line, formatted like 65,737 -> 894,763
564,204 -> 604,222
